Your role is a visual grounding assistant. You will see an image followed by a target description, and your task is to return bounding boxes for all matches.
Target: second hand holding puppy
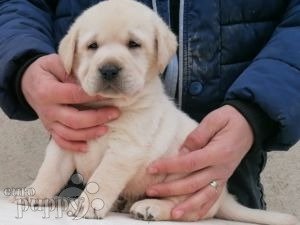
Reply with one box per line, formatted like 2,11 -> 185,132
147,105 -> 254,220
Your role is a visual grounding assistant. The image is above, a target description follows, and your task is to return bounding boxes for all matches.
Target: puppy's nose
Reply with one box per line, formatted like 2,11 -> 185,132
99,64 -> 121,81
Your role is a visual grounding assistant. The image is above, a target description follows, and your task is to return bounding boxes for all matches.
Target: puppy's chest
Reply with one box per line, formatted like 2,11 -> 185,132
74,114 -> 157,182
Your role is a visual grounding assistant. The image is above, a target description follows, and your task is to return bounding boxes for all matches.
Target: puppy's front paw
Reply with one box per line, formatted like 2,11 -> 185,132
111,196 -> 132,213
130,199 -> 172,221
68,194 -> 106,219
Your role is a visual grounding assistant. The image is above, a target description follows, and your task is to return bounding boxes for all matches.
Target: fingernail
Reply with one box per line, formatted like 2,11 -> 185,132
80,146 -> 88,153
173,209 -> 184,219
148,166 -> 158,174
108,111 -> 119,120
179,147 -> 190,155
147,189 -> 158,196
97,126 -> 108,136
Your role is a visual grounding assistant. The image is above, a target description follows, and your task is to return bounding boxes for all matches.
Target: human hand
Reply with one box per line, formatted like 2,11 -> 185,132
146,105 -> 254,220
21,54 -> 120,152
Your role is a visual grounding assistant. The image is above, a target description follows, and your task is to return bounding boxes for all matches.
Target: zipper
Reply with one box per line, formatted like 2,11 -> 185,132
152,0 -> 179,100
162,0 -> 178,99
164,55 -> 179,99
167,0 -> 170,26
152,0 -> 158,13
178,0 -> 185,109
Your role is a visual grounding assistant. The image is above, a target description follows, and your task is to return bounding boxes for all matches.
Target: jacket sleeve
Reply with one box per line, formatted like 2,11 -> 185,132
225,0 -> 300,150
0,0 -> 58,120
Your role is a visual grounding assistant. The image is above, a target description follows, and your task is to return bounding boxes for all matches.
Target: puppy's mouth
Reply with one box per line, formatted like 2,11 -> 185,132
96,82 -> 126,99
103,82 -> 121,92
81,71 -> 142,99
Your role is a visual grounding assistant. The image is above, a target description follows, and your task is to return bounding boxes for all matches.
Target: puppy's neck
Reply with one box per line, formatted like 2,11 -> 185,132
125,76 -> 169,110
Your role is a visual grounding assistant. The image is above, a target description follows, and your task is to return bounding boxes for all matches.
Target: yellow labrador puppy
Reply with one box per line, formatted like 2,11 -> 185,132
14,0 -> 298,224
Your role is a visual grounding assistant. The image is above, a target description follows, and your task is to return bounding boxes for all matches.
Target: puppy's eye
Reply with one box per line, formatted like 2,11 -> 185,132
128,40 -> 141,49
87,42 -> 98,50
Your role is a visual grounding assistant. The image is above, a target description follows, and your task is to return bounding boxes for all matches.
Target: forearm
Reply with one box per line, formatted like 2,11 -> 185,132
223,100 -> 278,151
14,54 -> 48,119
0,1 -> 56,120
225,0 -> 300,149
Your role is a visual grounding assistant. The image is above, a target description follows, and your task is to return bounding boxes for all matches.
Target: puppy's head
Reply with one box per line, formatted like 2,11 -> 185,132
58,0 -> 177,99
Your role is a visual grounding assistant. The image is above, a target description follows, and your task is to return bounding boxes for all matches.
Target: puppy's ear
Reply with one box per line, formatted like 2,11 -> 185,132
154,17 -> 178,74
58,25 -> 78,74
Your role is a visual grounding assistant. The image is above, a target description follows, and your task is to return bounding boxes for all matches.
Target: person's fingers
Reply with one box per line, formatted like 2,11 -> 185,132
171,181 -> 224,220
51,133 -> 88,152
182,111 -> 228,152
40,54 -> 69,82
44,82 -> 104,104
147,167 -> 218,197
56,106 -> 120,129
148,148 -> 215,175
51,122 -> 108,142
196,196 -> 221,220
35,55 -> 104,104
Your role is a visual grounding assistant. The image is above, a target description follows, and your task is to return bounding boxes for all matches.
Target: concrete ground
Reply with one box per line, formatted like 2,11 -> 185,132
0,109 -> 299,218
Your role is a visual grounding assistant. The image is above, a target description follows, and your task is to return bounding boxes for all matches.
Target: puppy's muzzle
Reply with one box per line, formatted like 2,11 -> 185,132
99,64 -> 122,81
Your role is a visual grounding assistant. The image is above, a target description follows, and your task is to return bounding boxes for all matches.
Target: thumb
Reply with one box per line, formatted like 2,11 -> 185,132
40,54 -> 69,82
182,110 -> 228,152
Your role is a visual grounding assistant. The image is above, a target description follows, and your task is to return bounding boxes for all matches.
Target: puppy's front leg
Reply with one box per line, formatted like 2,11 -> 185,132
12,139 -> 75,205
72,145 -> 142,219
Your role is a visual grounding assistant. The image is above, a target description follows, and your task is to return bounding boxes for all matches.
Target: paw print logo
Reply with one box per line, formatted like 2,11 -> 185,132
58,173 -> 105,219
58,173 -> 85,199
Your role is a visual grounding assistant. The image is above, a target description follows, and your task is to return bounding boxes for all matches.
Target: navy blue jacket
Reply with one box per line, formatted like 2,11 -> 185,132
0,0 -> 300,209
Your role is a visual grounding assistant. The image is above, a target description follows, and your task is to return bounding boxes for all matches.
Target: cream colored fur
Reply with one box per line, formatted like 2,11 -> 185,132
13,0 -> 298,224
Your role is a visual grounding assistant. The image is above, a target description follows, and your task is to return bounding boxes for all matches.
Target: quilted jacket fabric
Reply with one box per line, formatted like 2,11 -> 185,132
0,0 -> 299,150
